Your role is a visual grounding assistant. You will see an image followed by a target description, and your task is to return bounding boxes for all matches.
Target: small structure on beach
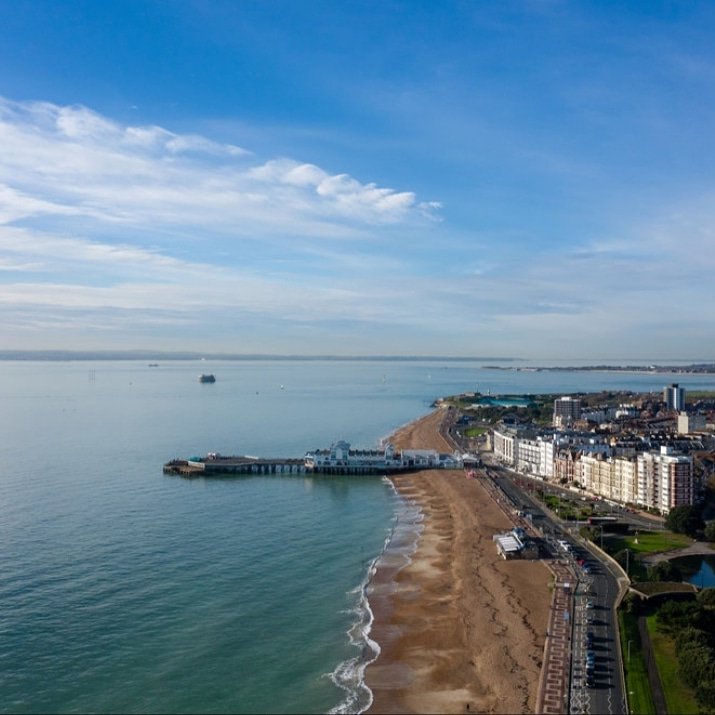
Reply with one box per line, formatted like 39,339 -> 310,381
493,527 -> 540,560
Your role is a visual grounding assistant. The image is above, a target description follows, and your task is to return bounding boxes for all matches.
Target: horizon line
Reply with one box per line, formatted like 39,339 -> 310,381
0,350 -> 520,362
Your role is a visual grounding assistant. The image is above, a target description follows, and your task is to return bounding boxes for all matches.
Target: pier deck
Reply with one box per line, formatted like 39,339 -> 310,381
163,455 -> 306,476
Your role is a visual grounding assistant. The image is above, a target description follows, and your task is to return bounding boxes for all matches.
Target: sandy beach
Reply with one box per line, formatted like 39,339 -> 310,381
365,409 -> 551,714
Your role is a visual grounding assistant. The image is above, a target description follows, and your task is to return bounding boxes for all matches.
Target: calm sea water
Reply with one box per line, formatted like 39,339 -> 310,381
2,359 -> 715,714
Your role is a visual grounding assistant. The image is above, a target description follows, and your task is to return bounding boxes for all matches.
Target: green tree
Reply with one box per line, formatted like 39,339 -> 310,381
622,591 -> 642,615
656,600 -> 700,633
704,520 -> 715,542
697,587 -> 715,609
677,643 -> 714,690
665,505 -> 703,536
647,560 -> 683,582
695,678 -> 715,710
675,627 -> 711,656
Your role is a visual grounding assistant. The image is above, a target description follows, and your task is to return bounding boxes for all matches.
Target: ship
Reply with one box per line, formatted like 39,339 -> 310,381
198,373 -> 216,383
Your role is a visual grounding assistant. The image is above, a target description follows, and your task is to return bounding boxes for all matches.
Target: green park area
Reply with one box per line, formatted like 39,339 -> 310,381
619,611 -> 655,715
463,426 -> 488,438
606,530 -> 693,556
646,614 -> 701,715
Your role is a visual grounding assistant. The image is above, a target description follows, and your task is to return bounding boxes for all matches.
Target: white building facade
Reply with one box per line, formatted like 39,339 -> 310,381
636,447 -> 694,514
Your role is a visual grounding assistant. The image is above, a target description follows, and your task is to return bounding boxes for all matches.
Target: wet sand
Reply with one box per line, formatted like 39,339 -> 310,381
365,409 -> 550,714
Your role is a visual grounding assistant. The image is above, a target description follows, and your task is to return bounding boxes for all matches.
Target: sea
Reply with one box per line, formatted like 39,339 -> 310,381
2,358 -> 715,714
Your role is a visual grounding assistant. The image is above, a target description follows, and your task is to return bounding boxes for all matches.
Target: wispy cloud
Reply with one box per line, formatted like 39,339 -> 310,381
0,97 -> 438,237
1,92 -> 714,358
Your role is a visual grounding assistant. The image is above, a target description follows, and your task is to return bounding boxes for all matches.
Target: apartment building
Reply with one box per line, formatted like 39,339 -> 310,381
637,447 -> 694,514
553,396 -> 582,427
663,383 -> 686,411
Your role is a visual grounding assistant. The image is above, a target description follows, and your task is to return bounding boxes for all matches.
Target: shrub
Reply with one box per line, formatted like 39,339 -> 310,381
704,520 -> 715,542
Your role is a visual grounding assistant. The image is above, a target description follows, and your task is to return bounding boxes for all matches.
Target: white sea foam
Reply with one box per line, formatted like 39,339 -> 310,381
327,476 -> 424,715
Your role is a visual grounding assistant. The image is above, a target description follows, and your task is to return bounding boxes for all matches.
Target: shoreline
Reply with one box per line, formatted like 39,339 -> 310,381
363,409 -> 551,714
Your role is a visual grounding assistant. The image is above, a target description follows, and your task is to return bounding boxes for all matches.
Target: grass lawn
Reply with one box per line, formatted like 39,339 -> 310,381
619,611 -> 655,715
607,531 -> 693,556
463,426 -> 487,437
646,614 -> 700,715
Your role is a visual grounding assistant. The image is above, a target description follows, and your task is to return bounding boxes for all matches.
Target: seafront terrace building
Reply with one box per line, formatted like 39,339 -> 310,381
493,426 -> 554,478
553,448 -> 580,484
516,436 -> 555,479
637,447 -> 694,514
492,421 -> 696,513
578,455 -> 638,505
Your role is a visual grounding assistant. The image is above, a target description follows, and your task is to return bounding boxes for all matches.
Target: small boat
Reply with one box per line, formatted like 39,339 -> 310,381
198,373 -> 216,383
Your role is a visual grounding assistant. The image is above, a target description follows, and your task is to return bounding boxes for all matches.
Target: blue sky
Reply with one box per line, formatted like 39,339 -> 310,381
1,1 -> 714,359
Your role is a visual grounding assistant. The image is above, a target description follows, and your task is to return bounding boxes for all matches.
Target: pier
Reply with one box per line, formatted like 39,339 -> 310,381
163,455 -> 306,476
164,440 -> 463,478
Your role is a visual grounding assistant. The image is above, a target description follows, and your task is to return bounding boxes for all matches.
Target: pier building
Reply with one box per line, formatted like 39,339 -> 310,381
165,441 -> 462,478
304,440 -> 461,475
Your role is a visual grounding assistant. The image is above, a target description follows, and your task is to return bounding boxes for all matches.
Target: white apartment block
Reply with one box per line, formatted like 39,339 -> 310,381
636,447 -> 694,514
493,428 -> 517,466
516,437 -> 542,475
493,427 -> 695,514
539,438 -> 555,479
494,428 -> 555,479
614,457 -> 638,505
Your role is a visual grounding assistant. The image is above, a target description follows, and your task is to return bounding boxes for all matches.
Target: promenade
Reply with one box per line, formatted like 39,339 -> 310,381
481,471 -> 575,715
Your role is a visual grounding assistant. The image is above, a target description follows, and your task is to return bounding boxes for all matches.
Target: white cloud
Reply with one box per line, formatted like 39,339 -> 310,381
56,104 -> 118,139
1,95 -> 713,358
0,97 -> 436,236
247,158 -> 427,223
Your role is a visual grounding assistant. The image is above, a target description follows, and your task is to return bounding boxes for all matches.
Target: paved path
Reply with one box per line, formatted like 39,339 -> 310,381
638,616 -> 667,714
482,472 -> 575,715
536,561 -> 575,715
641,540 -> 715,564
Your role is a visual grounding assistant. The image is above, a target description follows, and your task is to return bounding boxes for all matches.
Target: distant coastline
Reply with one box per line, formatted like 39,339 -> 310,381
484,363 -> 715,374
0,350 -> 517,362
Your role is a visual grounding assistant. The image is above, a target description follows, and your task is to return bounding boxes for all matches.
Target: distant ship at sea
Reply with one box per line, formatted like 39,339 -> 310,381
198,374 -> 216,383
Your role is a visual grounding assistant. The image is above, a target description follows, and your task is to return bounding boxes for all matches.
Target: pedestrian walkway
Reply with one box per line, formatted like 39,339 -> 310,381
536,561 -> 575,714
481,472 -> 575,714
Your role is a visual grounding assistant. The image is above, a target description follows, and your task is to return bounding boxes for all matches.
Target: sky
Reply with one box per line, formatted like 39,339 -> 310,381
1,1 -> 714,360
